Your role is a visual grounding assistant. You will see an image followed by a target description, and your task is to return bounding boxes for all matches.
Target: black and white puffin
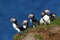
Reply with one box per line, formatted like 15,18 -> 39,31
10,18 -> 25,33
28,13 -> 40,27
49,13 -> 56,21
40,9 -> 50,25
23,20 -> 29,29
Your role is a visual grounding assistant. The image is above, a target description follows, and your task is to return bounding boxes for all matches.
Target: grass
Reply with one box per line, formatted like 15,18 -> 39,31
14,17 -> 60,40
13,34 -> 22,40
34,33 -> 43,40
51,17 -> 60,26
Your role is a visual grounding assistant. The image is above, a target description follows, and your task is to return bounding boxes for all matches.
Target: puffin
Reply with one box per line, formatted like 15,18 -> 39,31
28,13 -> 40,27
40,9 -> 50,25
23,20 -> 29,29
10,18 -> 25,33
49,13 -> 56,21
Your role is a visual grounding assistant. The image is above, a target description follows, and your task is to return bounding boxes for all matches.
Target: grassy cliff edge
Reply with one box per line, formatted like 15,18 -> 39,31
14,17 -> 60,40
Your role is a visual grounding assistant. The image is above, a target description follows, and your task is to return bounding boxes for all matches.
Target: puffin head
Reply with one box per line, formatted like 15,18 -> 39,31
52,13 -> 56,17
42,9 -> 50,16
23,20 -> 28,25
10,18 -> 17,23
28,14 -> 34,19
52,13 -> 56,20
44,9 -> 50,14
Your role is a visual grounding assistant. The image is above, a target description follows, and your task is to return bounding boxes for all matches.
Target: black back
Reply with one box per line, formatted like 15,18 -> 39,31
31,17 -> 40,26
13,21 -> 25,31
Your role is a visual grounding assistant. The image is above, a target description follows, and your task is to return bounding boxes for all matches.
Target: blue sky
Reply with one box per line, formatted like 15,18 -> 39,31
0,0 -> 60,40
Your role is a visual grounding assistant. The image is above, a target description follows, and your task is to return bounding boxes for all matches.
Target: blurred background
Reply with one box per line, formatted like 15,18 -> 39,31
0,0 -> 60,40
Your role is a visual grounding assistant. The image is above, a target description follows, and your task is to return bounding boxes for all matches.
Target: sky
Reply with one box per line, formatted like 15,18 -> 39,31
0,0 -> 60,40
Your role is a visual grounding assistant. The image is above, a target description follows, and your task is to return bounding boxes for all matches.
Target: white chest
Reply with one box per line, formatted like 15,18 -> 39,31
40,18 -> 44,24
23,25 -> 26,29
12,23 -> 21,32
30,19 -> 32,23
43,15 -> 50,21
13,23 -> 17,28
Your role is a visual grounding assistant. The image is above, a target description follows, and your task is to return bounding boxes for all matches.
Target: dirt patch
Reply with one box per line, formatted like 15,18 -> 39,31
37,26 -> 60,40
22,33 -> 36,40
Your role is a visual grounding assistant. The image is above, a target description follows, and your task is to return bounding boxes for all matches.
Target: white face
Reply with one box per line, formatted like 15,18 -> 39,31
44,10 -> 50,14
10,18 -> 16,22
23,20 -> 28,24
53,14 -> 56,17
28,14 -> 34,18
42,12 -> 44,15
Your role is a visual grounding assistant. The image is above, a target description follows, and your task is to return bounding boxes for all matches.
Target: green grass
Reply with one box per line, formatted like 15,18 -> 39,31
51,17 -> 60,26
34,33 -> 43,40
13,34 -> 22,40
